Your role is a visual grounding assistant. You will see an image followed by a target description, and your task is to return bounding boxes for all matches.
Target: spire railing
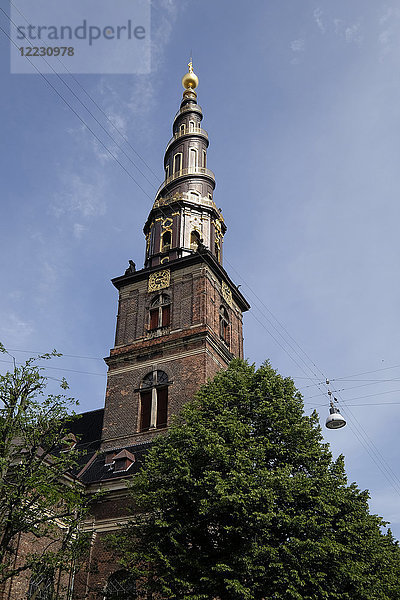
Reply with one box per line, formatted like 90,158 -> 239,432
174,104 -> 203,121
165,127 -> 208,152
156,167 -> 215,197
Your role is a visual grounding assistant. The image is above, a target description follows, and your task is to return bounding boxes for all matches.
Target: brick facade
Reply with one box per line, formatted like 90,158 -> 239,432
101,257 -> 247,451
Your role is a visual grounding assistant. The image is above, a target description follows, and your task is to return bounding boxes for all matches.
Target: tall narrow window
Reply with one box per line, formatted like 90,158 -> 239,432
140,370 -> 169,431
219,306 -> 230,345
179,123 -> 186,135
165,164 -> 169,179
189,120 -> 195,131
161,230 -> 171,252
190,230 -> 201,250
189,148 -> 198,168
215,242 -> 221,262
173,153 -> 182,174
149,294 -> 171,331
104,570 -> 137,599
203,150 -> 207,168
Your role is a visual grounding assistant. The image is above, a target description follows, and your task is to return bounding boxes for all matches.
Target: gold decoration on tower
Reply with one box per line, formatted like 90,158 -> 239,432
148,269 -> 171,292
182,59 -> 199,99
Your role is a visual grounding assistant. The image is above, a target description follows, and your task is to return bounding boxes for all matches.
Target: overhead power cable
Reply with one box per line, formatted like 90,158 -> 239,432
0,25 -> 155,201
0,358 -> 106,377
2,7 -> 400,500
3,1 -> 160,184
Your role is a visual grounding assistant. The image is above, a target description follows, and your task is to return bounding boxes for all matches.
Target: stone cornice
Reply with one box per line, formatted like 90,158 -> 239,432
111,250 -> 250,312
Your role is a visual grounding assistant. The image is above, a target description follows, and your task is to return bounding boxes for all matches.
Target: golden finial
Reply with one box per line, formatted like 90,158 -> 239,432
182,58 -> 199,92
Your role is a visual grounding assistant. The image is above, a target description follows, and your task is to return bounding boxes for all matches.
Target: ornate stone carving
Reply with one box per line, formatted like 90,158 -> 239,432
221,281 -> 233,308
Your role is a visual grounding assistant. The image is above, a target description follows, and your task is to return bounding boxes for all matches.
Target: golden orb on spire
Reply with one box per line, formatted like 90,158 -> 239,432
182,60 -> 199,90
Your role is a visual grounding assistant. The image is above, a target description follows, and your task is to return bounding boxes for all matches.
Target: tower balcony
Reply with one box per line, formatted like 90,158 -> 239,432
156,166 -> 216,198
165,127 -> 209,153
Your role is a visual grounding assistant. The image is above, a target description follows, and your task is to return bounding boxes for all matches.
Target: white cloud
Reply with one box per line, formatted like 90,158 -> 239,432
331,18 -> 362,45
53,174 -> 106,219
290,39 -> 305,64
313,8 -> 325,34
291,39 -> 305,53
36,261 -> 59,306
73,223 -> 87,239
333,18 -> 342,35
1,313 -> 35,347
378,6 -> 400,56
345,23 -> 362,45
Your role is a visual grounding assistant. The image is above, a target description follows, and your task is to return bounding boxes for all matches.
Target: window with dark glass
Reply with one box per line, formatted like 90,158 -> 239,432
161,230 -> 171,252
104,569 -> 137,599
140,370 -> 169,431
215,242 -> 221,262
27,567 -> 54,600
219,306 -> 229,344
149,294 -> 171,331
190,230 -> 201,251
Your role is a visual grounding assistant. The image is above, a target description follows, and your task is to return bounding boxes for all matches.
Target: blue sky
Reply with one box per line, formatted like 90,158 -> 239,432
1,0 -> 400,538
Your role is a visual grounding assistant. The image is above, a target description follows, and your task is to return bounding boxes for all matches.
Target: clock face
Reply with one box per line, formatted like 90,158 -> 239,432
148,269 -> 171,292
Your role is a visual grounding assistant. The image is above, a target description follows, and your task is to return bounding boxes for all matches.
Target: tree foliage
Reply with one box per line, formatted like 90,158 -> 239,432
112,359 -> 400,600
0,344 -> 89,588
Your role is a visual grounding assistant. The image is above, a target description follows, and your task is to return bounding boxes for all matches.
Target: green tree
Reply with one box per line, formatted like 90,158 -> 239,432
0,345 -> 89,591
111,359 -> 400,600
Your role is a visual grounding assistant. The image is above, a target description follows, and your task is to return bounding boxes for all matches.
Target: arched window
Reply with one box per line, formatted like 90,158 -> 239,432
190,230 -> 201,251
189,148 -> 198,168
140,370 -> 169,431
189,120 -> 196,131
179,123 -> 186,135
149,294 -> 170,331
173,153 -> 182,174
165,164 -> 169,179
27,567 -> 54,600
219,306 -> 229,345
104,569 -> 137,599
161,230 -> 171,253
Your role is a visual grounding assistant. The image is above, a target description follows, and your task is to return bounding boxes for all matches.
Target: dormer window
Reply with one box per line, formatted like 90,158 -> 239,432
61,432 -> 77,451
112,449 -> 135,472
149,294 -> 171,331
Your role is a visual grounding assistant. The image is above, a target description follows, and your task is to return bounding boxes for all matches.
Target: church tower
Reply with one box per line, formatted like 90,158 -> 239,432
100,62 -> 250,452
